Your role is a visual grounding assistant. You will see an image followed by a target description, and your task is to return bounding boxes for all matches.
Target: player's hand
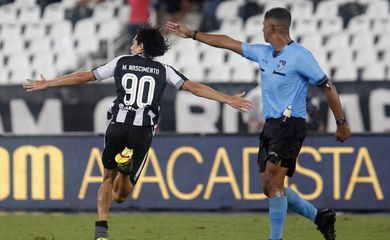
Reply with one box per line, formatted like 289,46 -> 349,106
226,92 -> 254,112
165,21 -> 192,38
335,123 -> 350,142
23,74 -> 49,92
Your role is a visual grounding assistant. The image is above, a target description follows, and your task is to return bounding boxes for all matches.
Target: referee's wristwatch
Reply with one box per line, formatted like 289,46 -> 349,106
336,118 -> 347,125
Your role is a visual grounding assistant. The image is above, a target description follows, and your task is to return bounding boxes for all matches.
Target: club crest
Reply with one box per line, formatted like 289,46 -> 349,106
276,60 -> 287,71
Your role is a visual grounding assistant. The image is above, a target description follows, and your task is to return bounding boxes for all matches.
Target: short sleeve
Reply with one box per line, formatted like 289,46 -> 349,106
241,42 -> 268,62
92,55 -> 125,82
295,51 -> 327,86
164,65 -> 188,90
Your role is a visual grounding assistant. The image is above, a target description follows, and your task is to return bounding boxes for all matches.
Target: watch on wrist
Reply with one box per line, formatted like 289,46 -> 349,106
336,118 -> 346,125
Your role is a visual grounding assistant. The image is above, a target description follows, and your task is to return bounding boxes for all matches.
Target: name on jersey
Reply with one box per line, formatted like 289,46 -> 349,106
122,64 -> 160,74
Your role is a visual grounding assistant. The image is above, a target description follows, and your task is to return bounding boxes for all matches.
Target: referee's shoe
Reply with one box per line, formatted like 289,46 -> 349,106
315,209 -> 336,240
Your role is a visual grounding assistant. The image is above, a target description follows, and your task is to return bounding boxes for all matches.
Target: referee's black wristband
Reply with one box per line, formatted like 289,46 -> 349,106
336,118 -> 347,125
192,30 -> 198,40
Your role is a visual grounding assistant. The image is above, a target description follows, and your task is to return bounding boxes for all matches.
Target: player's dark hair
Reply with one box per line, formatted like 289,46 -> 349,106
135,25 -> 170,58
264,7 -> 291,27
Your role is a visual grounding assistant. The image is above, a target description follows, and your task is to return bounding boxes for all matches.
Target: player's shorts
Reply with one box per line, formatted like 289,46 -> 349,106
257,117 -> 306,177
102,121 -> 153,185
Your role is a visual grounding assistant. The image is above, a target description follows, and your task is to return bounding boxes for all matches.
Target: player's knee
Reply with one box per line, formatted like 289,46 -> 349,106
113,193 -> 128,203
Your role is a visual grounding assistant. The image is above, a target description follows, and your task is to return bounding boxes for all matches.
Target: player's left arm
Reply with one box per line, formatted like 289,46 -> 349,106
181,80 -> 254,112
23,71 -> 95,92
296,51 -> 350,142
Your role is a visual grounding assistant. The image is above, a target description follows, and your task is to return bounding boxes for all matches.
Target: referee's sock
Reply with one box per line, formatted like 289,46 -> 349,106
269,196 -> 287,240
285,187 -> 317,222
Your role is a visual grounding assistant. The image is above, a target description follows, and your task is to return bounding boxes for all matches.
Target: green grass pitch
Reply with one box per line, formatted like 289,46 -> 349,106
0,213 -> 389,240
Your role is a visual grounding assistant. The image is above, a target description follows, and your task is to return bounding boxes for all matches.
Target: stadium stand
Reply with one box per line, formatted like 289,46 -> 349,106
0,0 -> 390,85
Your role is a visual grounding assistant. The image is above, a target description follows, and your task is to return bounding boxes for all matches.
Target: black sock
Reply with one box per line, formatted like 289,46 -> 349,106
95,220 -> 108,228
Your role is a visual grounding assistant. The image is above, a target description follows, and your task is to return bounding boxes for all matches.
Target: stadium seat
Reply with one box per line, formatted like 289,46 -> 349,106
0,68 -> 9,85
353,48 -> 378,68
328,48 -> 353,68
350,32 -> 374,51
176,48 -> 201,68
98,19 -> 123,41
0,4 -> 18,24
361,64 -> 387,81
52,37 -> 76,53
13,0 -> 37,7
7,53 -> 30,69
333,65 -> 358,82
8,68 -> 33,84
382,50 -> 390,67
215,1 -> 240,20
231,63 -> 257,83
27,38 -> 52,54
219,17 -> 244,37
315,0 -> 339,20
49,20 -> 73,39
42,3 -> 66,23
117,4 -> 130,24
206,65 -> 231,83
263,0 -> 289,10
1,39 -> 25,55
347,16 -> 371,34
23,24 -> 47,41
226,51 -> 251,66
201,48 -> 226,67
180,65 -> 205,82
156,50 -> 177,66
299,34 -> 323,53
54,50 -> 80,73
364,0 -> 389,19
61,0 -> 78,8
74,18 -> 97,40
18,6 -> 41,24
376,33 -> 390,51
76,37 -> 99,55
92,1 -> 116,20
324,32 -> 350,51
244,14 -> 263,36
0,24 -> 22,42
173,38 -> 199,51
318,17 -> 343,35
31,52 -> 55,72
371,18 -> 390,34
292,19 -> 317,36
290,0 -> 314,20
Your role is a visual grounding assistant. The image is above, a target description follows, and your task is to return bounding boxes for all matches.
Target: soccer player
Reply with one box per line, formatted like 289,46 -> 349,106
167,7 -> 351,240
23,25 -> 254,240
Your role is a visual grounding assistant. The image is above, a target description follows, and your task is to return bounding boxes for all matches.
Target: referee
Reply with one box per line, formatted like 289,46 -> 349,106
167,7 -> 350,240
24,25 -> 254,240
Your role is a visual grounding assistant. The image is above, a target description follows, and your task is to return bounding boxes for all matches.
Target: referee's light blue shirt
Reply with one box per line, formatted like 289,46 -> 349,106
242,41 -> 327,120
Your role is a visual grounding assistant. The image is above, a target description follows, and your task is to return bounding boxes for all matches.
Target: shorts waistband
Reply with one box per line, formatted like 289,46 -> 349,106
265,116 -> 305,123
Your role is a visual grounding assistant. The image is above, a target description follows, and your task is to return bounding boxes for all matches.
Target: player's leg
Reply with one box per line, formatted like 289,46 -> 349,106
261,160 -> 288,240
95,169 -> 117,240
113,125 -> 153,202
95,122 -> 127,240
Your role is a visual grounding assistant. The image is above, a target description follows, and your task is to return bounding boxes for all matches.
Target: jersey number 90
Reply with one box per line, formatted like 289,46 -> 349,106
121,73 -> 156,107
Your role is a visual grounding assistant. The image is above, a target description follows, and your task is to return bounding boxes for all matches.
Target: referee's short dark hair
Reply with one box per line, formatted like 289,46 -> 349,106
135,25 -> 170,58
264,7 -> 292,26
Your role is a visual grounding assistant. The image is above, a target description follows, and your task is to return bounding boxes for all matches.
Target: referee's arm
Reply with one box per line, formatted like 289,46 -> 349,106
181,80 -> 254,112
24,71 -> 95,92
166,21 -> 243,55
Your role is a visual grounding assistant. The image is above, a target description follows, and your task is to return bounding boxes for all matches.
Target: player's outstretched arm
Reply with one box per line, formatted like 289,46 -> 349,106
166,21 -> 243,55
181,80 -> 254,112
321,79 -> 351,142
23,71 -> 96,92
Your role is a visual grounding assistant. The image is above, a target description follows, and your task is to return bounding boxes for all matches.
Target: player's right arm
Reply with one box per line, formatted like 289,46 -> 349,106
166,21 -> 243,55
23,72 -> 95,92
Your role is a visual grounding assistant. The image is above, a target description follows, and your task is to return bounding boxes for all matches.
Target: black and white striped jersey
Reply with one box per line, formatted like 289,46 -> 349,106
92,54 -> 188,126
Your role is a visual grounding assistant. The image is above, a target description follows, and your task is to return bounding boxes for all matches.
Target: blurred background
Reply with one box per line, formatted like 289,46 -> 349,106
0,0 -> 389,218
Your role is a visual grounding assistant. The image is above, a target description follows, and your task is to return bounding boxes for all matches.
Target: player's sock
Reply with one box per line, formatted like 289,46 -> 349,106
269,196 -> 287,240
285,187 -> 317,222
95,220 -> 108,240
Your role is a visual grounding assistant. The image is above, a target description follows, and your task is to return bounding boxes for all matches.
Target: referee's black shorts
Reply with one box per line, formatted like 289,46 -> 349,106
102,121 -> 153,185
257,117 -> 306,177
